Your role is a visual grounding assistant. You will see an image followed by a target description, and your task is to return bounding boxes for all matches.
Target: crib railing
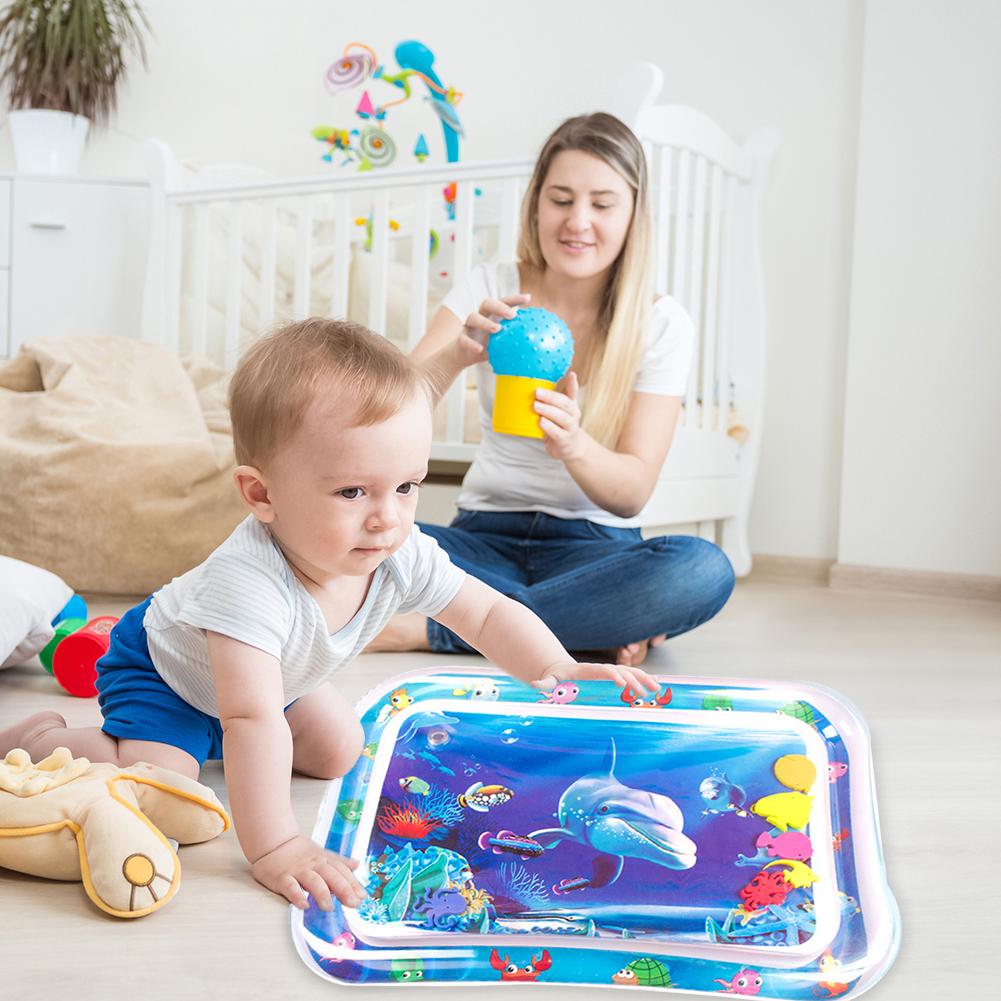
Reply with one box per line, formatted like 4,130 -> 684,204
618,63 -> 780,566
141,150 -> 532,459
642,110 -> 759,439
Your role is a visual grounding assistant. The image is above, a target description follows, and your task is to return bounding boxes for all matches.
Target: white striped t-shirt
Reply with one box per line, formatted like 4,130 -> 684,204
143,516 -> 464,717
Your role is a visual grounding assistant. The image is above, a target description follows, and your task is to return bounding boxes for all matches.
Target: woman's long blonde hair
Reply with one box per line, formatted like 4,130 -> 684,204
517,112 -> 653,448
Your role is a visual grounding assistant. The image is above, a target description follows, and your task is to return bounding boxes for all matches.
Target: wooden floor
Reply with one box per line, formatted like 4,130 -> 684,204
0,576 -> 997,1000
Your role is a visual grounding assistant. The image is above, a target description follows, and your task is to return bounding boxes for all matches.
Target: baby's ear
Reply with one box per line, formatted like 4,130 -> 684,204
233,465 -> 274,521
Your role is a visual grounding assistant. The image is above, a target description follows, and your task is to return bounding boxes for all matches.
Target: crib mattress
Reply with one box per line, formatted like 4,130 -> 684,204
291,669 -> 899,997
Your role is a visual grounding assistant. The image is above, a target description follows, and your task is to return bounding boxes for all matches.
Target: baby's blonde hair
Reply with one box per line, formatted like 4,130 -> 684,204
229,317 -> 427,467
517,112 -> 653,448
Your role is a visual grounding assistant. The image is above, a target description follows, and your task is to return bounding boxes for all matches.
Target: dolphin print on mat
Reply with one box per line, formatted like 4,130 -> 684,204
528,739 -> 697,889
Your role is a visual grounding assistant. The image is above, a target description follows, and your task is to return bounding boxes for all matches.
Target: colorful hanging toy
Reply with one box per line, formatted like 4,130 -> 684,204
313,40 -> 464,170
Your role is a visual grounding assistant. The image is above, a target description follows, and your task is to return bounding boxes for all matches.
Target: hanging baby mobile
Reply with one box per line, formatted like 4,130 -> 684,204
312,39 -> 465,170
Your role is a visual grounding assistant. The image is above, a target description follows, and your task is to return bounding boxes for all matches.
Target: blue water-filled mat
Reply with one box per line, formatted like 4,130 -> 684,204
291,669 -> 899,996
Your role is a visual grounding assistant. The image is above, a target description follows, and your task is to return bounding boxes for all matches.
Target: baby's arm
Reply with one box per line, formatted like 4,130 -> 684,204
207,631 -> 365,911
432,576 -> 660,693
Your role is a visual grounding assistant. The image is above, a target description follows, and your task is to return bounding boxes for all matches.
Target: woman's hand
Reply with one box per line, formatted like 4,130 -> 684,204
530,659 -> 660,695
535,371 -> 585,461
454,294 -> 531,369
251,834 -> 365,911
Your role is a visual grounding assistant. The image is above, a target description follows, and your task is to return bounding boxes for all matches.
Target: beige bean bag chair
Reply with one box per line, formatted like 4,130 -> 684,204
0,336 -> 246,595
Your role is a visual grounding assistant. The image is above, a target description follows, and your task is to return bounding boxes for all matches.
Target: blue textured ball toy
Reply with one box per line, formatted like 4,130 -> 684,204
487,307 -> 574,438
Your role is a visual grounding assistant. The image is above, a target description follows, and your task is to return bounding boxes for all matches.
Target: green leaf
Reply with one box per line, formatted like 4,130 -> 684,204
410,853 -> 449,897
380,860 -> 413,923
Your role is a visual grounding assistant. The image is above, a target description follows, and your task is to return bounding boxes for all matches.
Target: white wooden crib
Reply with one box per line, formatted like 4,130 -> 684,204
141,63 -> 778,575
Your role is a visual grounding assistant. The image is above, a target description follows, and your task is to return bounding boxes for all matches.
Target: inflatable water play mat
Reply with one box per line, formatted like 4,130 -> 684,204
292,670 -> 899,997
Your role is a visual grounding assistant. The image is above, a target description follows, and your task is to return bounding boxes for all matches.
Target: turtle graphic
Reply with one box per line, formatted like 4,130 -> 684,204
778,701 -> 816,727
611,957 -> 673,987
701,693 -> 734,711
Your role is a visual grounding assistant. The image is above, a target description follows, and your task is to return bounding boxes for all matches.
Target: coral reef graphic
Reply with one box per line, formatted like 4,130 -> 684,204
376,800 -> 445,840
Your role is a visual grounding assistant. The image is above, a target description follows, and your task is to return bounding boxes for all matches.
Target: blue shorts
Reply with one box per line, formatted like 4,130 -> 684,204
96,596 -> 225,766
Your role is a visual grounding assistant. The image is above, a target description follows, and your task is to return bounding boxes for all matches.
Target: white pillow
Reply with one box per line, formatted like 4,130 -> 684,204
0,556 -> 73,668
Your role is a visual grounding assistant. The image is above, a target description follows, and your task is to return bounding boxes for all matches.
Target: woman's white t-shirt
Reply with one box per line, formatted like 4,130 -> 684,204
440,261 -> 694,528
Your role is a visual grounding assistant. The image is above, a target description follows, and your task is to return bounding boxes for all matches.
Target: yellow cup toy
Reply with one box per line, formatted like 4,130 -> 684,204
487,307 -> 574,438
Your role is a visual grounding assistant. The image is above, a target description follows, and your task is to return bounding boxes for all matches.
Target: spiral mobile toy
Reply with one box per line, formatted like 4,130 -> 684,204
314,40 -> 464,170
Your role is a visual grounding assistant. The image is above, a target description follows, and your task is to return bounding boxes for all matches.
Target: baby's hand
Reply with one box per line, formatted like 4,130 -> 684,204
531,661 -> 660,695
251,835 -> 365,911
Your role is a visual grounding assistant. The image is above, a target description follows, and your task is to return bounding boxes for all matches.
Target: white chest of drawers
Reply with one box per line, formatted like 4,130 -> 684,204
0,174 -> 149,357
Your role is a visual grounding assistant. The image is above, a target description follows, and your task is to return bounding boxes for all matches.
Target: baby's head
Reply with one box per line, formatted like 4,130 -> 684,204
229,318 -> 433,580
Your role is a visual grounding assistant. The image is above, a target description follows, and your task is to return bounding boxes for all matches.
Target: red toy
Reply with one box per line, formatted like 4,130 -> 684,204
738,869 -> 795,913
51,616 -> 118,698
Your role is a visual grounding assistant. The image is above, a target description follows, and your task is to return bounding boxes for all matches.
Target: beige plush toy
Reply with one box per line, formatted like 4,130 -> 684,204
0,747 -> 229,918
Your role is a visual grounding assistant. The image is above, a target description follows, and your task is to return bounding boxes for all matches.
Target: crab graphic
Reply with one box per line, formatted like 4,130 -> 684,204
489,948 -> 552,982
621,683 -> 672,708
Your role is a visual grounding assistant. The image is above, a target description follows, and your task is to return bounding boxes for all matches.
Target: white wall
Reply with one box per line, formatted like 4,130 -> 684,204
838,0 -> 1001,576
0,0 -> 865,563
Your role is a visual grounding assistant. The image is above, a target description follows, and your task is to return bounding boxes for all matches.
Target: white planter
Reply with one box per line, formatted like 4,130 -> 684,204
8,109 -> 90,174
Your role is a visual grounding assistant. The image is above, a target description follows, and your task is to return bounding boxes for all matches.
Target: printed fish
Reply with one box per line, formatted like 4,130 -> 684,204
399,776 -> 431,796
457,781 -> 514,812
763,858 -> 818,889
451,679 -> 500,701
377,687 -> 415,723
756,830 -> 813,861
817,952 -> 850,996
552,876 -> 592,895
336,799 -> 365,824
749,791 -> 813,832
415,749 -> 455,777
477,829 -> 544,859
828,762 -> 849,783
700,769 -> 748,816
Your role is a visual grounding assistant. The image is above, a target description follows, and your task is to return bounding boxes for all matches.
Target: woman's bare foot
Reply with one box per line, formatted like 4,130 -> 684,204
0,710 -> 68,757
364,613 -> 431,653
616,634 -> 667,667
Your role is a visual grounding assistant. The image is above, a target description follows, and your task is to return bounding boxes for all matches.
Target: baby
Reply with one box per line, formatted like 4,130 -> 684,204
1,318 -> 657,911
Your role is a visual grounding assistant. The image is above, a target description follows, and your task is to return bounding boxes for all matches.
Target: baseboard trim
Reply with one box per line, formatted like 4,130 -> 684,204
828,562 -> 1001,602
747,555 -> 834,584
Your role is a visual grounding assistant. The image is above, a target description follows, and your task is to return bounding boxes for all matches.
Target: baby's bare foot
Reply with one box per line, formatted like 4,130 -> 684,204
364,613 -> 430,653
0,710 -> 68,757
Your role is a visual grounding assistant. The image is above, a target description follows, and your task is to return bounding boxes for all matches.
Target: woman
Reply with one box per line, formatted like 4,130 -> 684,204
370,112 -> 735,666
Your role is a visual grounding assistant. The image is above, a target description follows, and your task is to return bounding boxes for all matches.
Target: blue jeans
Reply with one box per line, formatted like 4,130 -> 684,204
419,511 -> 735,655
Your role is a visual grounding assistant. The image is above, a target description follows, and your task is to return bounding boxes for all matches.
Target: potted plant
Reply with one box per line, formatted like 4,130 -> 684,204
0,0 -> 150,174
